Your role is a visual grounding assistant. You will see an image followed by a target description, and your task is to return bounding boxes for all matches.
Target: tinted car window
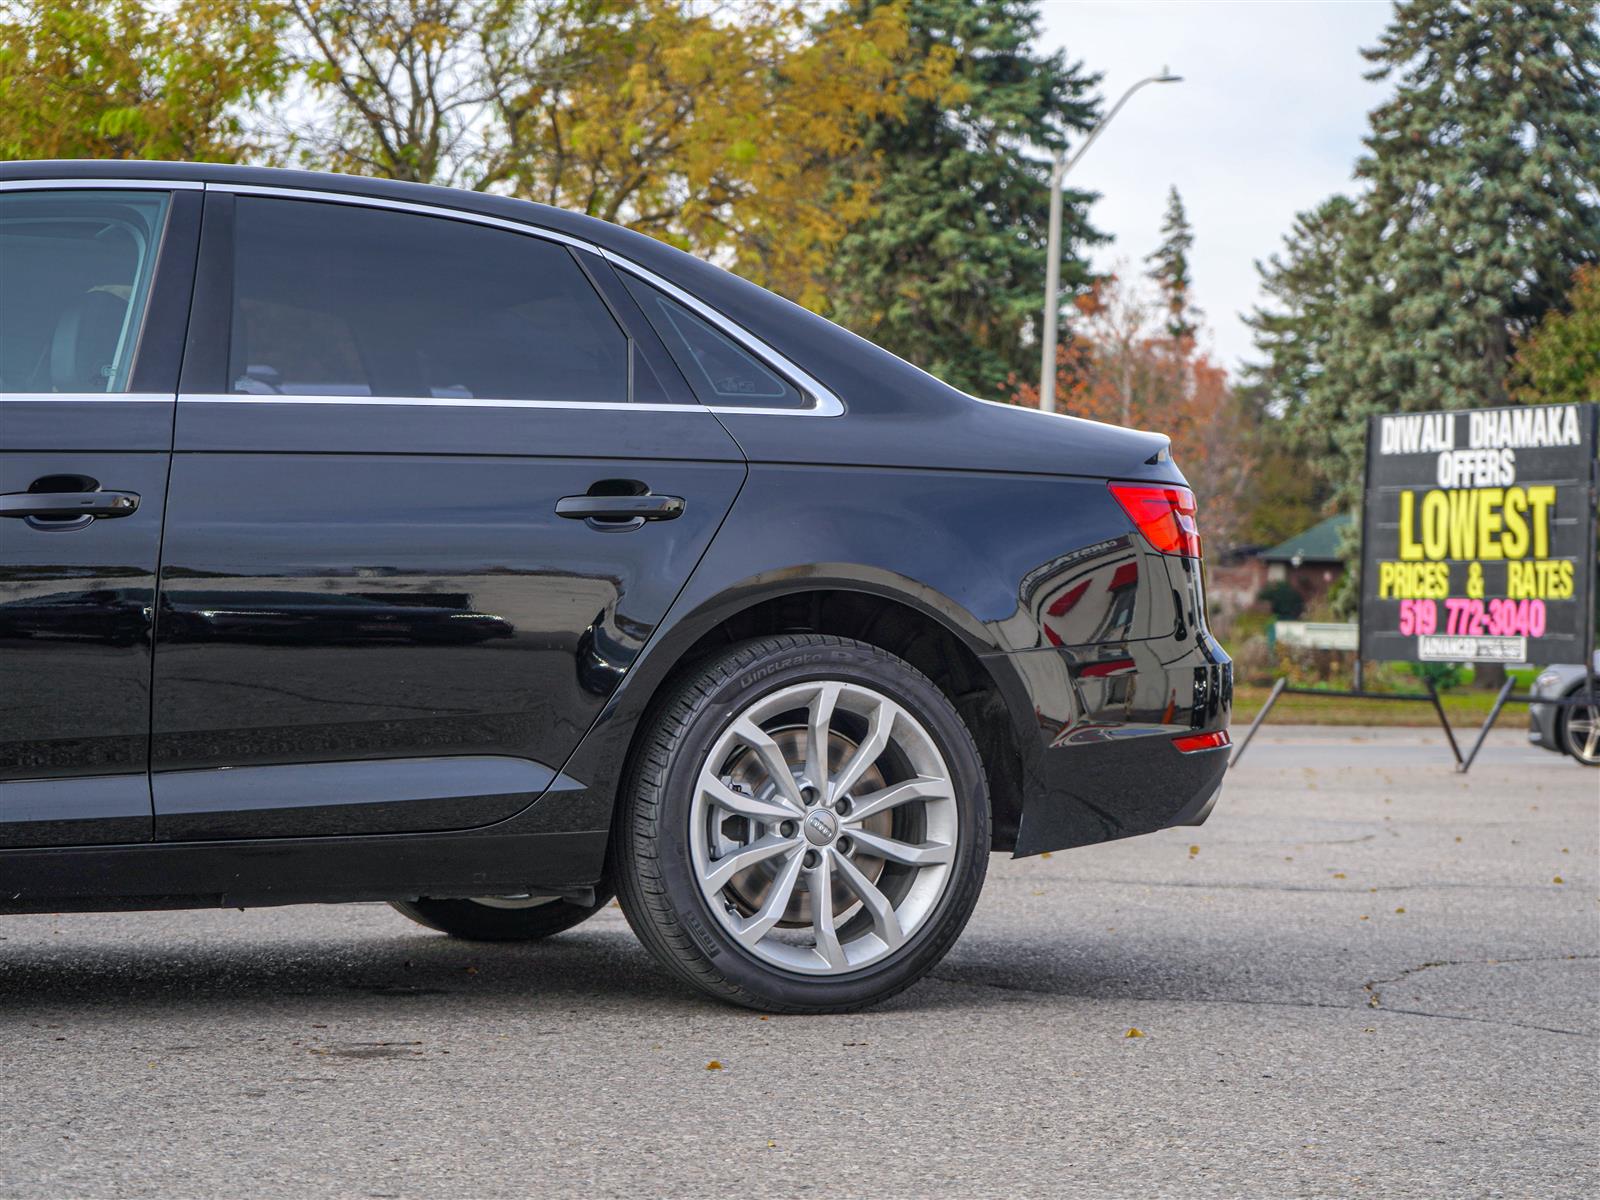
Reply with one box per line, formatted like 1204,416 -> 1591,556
621,275 -> 805,409
229,198 -> 630,402
0,190 -> 170,393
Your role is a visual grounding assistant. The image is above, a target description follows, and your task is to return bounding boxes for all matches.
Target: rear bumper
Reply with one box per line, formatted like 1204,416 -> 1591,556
989,628 -> 1233,857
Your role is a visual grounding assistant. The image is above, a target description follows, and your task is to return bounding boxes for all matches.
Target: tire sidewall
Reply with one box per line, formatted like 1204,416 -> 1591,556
651,640 -> 989,1009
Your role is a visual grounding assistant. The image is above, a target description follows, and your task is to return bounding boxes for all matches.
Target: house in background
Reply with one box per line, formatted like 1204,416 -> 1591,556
1258,513 -> 1351,611
1207,513 -> 1352,622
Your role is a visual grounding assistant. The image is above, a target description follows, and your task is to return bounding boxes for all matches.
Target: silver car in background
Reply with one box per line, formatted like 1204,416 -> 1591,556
1528,652 -> 1600,766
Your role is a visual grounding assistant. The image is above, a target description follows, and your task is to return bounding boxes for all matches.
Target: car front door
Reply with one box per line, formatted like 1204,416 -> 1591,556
150,190 -> 745,840
0,183 -> 199,847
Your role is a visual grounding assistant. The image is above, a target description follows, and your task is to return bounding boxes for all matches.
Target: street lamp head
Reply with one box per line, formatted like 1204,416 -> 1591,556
1156,66 -> 1183,83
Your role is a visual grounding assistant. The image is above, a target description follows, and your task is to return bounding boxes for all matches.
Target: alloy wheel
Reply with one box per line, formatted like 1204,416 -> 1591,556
689,681 -> 959,975
1564,696 -> 1600,765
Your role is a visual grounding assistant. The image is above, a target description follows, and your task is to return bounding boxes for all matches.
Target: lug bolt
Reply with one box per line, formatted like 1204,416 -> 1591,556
837,836 -> 853,855
802,849 -> 821,870
834,796 -> 852,817
779,820 -> 797,839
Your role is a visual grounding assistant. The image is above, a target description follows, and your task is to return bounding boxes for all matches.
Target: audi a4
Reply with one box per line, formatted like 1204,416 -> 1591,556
0,161 -> 1231,1012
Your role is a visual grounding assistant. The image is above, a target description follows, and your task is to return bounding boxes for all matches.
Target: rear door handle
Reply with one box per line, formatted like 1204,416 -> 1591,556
555,494 -> 685,523
0,490 -> 140,520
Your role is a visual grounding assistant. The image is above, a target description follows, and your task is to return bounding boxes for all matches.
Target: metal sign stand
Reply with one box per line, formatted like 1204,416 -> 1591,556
1234,406 -> 1598,774
1229,676 -> 1462,769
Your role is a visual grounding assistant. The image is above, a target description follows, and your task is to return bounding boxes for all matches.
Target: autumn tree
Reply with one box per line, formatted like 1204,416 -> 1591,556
1512,265 -> 1600,406
279,0 -> 949,307
0,0 -> 285,162
1017,268 -> 1253,551
1146,185 -> 1199,343
825,0 -> 1101,398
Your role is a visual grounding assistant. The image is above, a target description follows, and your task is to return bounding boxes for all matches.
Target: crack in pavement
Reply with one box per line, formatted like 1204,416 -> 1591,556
1361,953 -> 1598,1017
929,965 -> 1597,1038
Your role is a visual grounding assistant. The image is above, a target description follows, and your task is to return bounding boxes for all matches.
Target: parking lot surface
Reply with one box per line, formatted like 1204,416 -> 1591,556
1,725 -> 1594,1199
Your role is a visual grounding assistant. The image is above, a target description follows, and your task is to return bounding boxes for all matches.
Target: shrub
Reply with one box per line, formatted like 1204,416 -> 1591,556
1257,581 -> 1305,620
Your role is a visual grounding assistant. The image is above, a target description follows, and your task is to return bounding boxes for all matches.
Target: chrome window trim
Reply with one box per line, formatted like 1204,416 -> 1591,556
595,248 -> 842,417
0,178 -> 203,193
204,181 -> 845,418
0,392 -> 174,402
180,393 -> 697,413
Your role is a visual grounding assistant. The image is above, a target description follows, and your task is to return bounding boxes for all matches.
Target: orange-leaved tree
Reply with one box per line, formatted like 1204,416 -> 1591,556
1014,269 -> 1254,552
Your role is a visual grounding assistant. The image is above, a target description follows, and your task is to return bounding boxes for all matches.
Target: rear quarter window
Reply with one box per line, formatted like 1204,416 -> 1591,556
619,273 -> 807,410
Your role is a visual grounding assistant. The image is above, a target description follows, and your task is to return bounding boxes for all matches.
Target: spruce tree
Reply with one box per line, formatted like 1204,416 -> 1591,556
1146,185 -> 1200,343
825,0 -> 1102,399
1307,0 -> 1600,510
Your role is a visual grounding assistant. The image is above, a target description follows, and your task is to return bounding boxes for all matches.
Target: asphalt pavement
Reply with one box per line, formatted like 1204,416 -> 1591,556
1,725 -> 1595,1199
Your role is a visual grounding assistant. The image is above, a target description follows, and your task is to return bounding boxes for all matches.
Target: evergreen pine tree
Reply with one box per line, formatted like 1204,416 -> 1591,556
825,0 -> 1102,399
1146,185 -> 1200,342
1307,0 -> 1600,510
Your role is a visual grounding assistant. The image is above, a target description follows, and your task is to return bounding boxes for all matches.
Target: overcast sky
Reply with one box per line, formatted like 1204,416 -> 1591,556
1035,0 -> 1394,373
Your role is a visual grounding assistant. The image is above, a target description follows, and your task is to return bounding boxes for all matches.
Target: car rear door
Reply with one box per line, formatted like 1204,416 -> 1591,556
0,182 -> 199,847
150,188 -> 745,840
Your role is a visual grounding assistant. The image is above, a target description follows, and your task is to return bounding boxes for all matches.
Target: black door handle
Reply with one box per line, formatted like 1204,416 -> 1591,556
556,494 -> 685,523
0,490 -> 140,521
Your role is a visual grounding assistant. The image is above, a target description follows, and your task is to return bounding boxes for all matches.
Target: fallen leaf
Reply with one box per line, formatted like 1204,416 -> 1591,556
1553,876 -> 1565,885
1332,872 -> 1347,879
1040,851 -> 1053,859
767,1141 -> 776,1149
706,1060 -> 724,1071
1455,836 -> 1462,843
1394,907 -> 1405,914
1124,1028 -> 1145,1039
1188,845 -> 1200,857
1360,915 -> 1370,921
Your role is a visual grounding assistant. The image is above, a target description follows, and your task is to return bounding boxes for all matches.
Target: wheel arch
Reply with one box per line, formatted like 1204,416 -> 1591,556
595,574 -> 1036,857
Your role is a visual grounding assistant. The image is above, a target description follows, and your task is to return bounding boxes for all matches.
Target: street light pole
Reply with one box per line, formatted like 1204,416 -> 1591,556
1038,68 -> 1183,414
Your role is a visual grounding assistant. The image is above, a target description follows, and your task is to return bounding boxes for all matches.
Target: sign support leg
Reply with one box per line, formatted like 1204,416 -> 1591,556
1425,680 -> 1463,768
1458,675 -> 1516,774
1229,676 -> 1286,769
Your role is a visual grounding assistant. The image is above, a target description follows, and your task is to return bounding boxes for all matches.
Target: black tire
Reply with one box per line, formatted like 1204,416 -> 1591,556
614,634 -> 990,1013
390,893 -> 610,941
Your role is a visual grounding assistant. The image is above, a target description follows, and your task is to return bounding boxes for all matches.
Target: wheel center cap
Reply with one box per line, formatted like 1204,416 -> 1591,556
802,807 -> 839,846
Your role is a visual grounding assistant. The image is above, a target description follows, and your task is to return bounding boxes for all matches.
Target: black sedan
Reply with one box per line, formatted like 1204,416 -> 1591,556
0,161 -> 1231,1012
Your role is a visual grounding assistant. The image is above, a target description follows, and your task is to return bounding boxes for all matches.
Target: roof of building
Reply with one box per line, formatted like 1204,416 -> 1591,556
1258,513 -> 1352,564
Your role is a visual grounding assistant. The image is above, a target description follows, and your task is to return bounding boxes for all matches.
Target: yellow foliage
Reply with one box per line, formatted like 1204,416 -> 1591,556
0,0 -> 284,162
488,0 -> 956,308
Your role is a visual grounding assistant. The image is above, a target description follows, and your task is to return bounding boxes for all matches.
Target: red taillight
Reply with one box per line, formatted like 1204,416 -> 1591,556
1173,730 -> 1230,753
1108,482 -> 1202,558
